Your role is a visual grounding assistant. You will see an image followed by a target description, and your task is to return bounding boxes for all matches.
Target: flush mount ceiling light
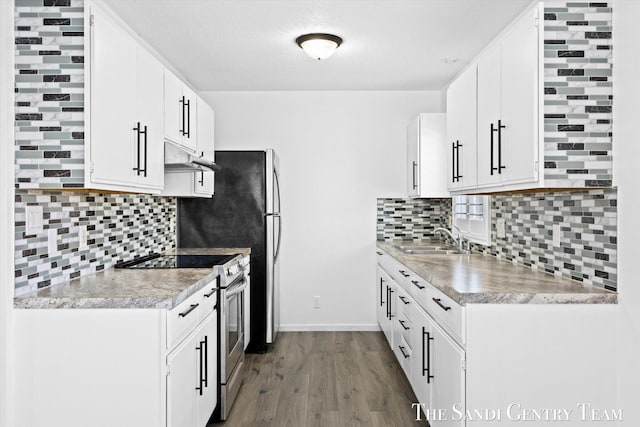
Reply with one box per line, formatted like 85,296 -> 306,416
295,33 -> 343,60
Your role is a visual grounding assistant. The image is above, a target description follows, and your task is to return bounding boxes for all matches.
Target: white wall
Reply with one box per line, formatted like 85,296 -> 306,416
201,91 -> 443,329
0,0 -> 15,424
613,1 -> 640,425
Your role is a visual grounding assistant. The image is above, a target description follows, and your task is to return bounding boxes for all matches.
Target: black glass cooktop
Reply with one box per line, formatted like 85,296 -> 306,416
115,253 -> 237,269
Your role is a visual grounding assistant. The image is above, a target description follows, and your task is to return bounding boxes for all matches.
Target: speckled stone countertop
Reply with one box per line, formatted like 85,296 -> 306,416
377,241 -> 617,305
14,248 -> 250,309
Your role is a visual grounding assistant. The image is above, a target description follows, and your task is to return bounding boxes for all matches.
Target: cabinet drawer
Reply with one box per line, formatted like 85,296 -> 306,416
426,286 -> 464,344
397,310 -> 412,349
396,335 -> 412,378
167,278 -> 218,349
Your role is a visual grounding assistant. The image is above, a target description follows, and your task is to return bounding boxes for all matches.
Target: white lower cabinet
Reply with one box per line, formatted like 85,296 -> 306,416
377,248 -> 617,427
14,280 -> 219,427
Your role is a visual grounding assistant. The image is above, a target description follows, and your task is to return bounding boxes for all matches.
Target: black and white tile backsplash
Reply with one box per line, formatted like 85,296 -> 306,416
543,2 -> 613,187
376,198 -> 451,241
376,190 -> 617,291
14,0 -> 85,189
14,191 -> 177,296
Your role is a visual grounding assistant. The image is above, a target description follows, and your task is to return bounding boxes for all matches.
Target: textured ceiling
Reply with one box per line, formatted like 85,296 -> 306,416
106,0 -> 531,91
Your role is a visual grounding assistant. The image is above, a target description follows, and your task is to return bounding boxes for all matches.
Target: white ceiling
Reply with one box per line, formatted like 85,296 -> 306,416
106,0 -> 532,92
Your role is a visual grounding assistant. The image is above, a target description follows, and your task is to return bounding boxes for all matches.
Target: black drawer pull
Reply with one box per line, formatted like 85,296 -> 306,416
399,295 -> 410,305
204,288 -> 216,298
432,298 -> 451,311
398,270 -> 410,278
411,280 -> 425,290
179,303 -> 199,317
398,345 -> 410,359
399,319 -> 410,330
376,251 -> 383,256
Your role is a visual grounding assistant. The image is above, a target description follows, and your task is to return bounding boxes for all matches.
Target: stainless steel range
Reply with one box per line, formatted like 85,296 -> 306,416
214,253 -> 250,421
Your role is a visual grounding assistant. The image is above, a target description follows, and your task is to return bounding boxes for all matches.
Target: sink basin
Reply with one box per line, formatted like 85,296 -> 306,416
391,243 -> 469,255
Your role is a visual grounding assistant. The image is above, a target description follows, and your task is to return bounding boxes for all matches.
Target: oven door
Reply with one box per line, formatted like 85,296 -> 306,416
224,276 -> 247,376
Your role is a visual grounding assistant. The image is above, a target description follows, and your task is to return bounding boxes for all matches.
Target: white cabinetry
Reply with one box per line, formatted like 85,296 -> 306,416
446,3 -> 547,194
88,3 -> 164,192
376,247 -> 617,426
446,66 -> 478,192
14,280 -> 220,427
407,114 -> 449,197
164,70 -> 198,153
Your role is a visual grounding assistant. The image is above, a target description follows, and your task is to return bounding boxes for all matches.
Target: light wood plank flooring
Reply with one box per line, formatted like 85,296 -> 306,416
219,331 -> 427,427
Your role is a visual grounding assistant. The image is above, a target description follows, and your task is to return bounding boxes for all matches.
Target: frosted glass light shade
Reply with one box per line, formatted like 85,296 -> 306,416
295,33 -> 343,60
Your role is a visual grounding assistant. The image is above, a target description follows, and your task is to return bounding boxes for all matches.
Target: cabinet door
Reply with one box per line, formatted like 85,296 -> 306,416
477,43 -> 503,188
198,312 -> 218,427
135,46 -> 164,190
193,170 -> 214,196
167,331 -> 199,427
164,70 -> 183,145
410,306 -> 433,415
447,66 -> 478,191
89,6 -> 136,186
430,321 -> 465,427
182,85 -> 198,152
196,97 -> 215,160
500,5 -> 539,185
407,116 -> 420,197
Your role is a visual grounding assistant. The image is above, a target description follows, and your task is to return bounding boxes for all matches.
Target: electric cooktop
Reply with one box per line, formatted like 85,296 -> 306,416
115,253 -> 238,269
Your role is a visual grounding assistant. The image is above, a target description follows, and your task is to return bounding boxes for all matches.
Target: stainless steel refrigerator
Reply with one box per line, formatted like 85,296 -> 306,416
178,149 -> 281,352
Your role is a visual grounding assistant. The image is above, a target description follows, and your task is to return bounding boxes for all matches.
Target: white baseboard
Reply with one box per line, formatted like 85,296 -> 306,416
279,324 -> 381,332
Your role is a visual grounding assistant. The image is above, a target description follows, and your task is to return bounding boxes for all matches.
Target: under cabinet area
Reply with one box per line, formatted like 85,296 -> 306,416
376,245 -> 617,426
407,113 -> 449,198
14,278 -> 219,427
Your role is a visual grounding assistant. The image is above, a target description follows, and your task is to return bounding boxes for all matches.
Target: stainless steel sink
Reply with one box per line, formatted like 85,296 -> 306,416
392,243 -> 469,255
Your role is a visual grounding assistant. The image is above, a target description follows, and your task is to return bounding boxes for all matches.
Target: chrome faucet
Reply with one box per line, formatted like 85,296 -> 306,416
434,227 -> 468,252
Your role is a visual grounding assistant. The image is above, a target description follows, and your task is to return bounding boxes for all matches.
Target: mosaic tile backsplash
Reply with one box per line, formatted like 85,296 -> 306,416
14,191 -> 177,296
376,190 -> 617,291
543,2 -> 613,187
14,0 -> 85,189
376,198 -> 451,241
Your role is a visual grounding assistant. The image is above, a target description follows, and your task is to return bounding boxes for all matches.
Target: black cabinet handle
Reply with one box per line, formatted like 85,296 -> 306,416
398,270 -> 410,278
411,280 -> 425,290
380,278 -> 385,307
498,119 -> 506,174
386,286 -> 390,319
388,288 -> 394,319
422,327 -> 434,383
451,142 -> 456,183
140,124 -> 147,177
195,341 -> 203,395
455,141 -> 462,181
204,288 -> 216,298
198,170 -> 204,186
432,298 -> 451,311
398,345 -> 410,359
179,96 -> 186,136
376,251 -> 383,256
203,335 -> 208,387
178,303 -> 199,317
185,98 -> 191,138
491,122 -> 498,175
399,319 -> 410,330
412,161 -> 418,189
133,122 -> 141,175
213,303 -> 218,310
399,295 -> 410,305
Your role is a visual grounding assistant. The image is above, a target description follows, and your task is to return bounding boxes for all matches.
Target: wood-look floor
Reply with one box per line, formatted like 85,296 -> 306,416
219,331 -> 427,427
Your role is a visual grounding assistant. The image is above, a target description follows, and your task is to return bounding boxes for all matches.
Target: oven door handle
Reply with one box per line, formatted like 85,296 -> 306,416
225,278 -> 248,298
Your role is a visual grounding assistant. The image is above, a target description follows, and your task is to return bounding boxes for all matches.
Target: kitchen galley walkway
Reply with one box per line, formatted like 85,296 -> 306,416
221,331 -> 427,426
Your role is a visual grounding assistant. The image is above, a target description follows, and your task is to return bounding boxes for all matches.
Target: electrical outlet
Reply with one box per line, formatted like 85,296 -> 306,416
48,228 -> 57,254
496,218 -> 506,239
79,225 -> 88,248
26,205 -> 43,235
313,296 -> 320,309
553,224 -> 561,247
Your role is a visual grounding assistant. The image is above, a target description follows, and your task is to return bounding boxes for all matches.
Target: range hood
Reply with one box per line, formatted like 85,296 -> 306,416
164,141 -> 220,173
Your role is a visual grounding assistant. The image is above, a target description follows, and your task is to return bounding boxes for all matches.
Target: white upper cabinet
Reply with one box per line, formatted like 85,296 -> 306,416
164,70 -> 198,153
407,113 -> 449,198
446,66 -> 478,192
446,3 -> 550,194
88,3 -> 164,192
477,5 -> 539,189
195,96 -> 215,161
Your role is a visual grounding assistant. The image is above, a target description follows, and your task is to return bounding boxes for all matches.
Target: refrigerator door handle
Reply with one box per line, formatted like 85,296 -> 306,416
274,215 -> 282,262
